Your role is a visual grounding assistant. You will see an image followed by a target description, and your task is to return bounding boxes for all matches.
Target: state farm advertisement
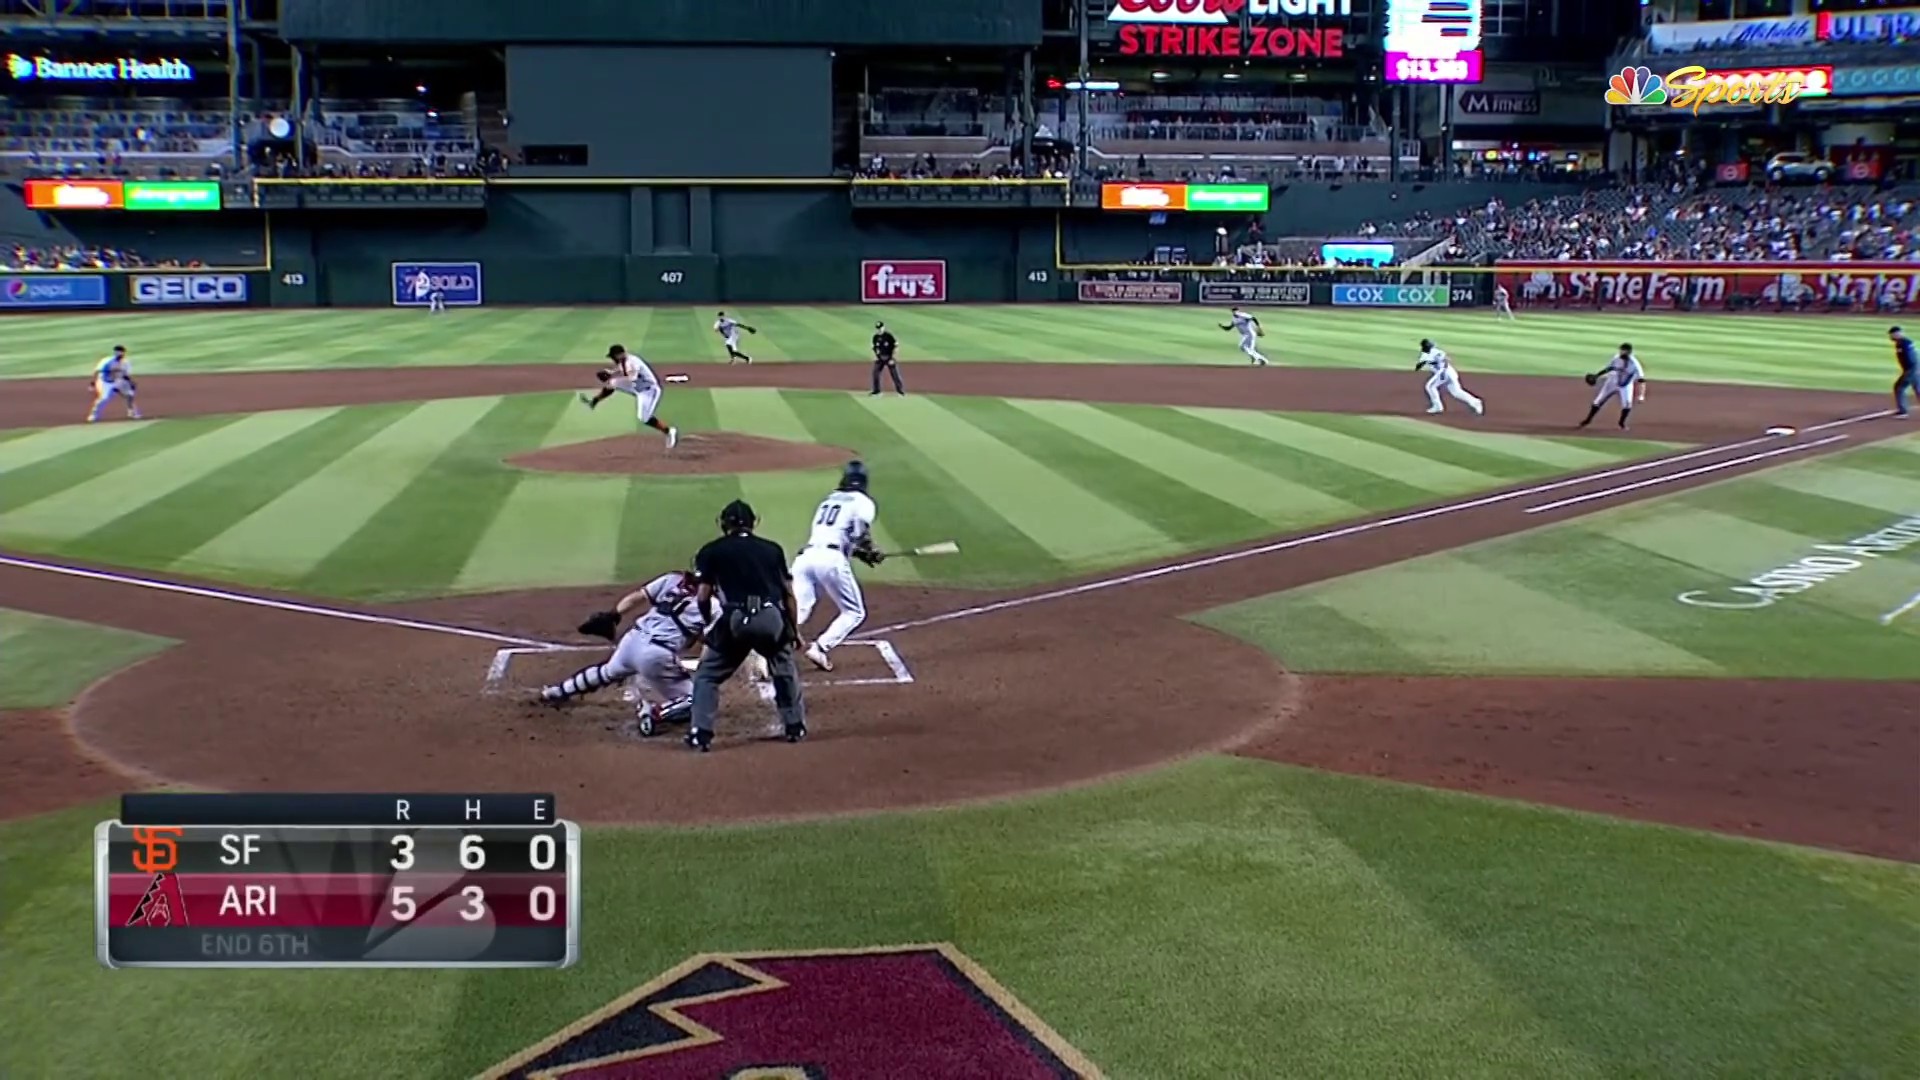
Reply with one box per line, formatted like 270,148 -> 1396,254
1078,280 -> 1184,303
1498,262 -> 1920,312
1108,0 -> 1350,60
861,260 -> 947,303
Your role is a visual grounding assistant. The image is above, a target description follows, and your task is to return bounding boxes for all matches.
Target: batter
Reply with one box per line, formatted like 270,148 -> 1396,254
791,460 -> 885,672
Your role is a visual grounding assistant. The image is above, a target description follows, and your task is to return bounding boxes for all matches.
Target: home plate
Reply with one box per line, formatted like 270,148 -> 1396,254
1765,426 -> 1797,437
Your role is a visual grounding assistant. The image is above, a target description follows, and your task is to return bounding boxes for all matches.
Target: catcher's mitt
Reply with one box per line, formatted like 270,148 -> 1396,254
577,609 -> 622,642
1584,372 -> 1599,386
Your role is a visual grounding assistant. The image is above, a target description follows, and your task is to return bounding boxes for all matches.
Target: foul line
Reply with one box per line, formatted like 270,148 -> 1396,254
0,554 -> 568,649
859,417 -> 1883,637
1523,435 -> 1848,514
1804,409 -> 1894,432
1882,590 -> 1920,627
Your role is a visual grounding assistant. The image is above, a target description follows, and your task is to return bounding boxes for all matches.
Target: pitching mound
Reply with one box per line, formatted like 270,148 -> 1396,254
508,432 -> 856,476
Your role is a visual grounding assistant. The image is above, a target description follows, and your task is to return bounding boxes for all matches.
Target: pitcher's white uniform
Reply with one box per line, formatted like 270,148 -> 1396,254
607,571 -> 702,704
1417,343 -> 1484,415
1225,308 -> 1270,365
792,488 -> 876,656
609,350 -> 663,422
1592,352 -> 1645,410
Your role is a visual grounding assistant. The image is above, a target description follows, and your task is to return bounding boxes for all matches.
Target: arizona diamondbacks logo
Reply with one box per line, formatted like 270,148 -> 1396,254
482,944 -> 1100,1078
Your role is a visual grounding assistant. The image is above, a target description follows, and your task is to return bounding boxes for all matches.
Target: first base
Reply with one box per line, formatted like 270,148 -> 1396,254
1765,426 -> 1797,437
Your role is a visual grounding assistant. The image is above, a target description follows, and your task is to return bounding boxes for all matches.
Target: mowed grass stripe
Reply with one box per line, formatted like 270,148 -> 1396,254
61,407 -> 403,568
1288,413 -> 1639,479
786,391 -> 1064,586
1172,406 -> 1495,495
0,422 -> 158,475
1193,595 -> 1430,675
866,394 -> 1173,566
457,474 -> 628,592
1365,414 -> 1657,470
1002,399 -> 1341,536
0,420 -> 240,527
1665,475 -> 1915,544
614,391 -> 732,586
1761,464 -> 1920,518
1,411 -> 332,544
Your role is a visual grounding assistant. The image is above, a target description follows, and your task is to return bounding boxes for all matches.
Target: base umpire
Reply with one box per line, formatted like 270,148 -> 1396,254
687,499 -> 808,751
871,321 -> 905,396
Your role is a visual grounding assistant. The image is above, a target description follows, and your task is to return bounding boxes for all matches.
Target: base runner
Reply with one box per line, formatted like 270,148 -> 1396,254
538,569 -> 705,737
1221,308 -> 1270,366
792,460 -> 886,671
580,344 -> 678,449
86,344 -> 141,423
714,311 -> 756,363
1580,343 -> 1646,430
1414,338 -> 1485,416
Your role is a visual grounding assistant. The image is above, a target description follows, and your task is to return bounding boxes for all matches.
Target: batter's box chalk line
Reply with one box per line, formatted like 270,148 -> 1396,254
481,640 -> 914,698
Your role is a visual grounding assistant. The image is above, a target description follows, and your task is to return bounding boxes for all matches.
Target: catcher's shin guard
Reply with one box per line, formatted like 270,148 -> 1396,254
541,662 -> 618,702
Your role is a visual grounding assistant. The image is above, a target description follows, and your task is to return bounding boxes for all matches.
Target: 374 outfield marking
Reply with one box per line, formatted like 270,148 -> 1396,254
858,416 -> 1889,637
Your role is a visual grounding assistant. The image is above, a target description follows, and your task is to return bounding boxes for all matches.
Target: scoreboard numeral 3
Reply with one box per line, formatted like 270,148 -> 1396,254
461,885 -> 487,922
389,833 -> 414,870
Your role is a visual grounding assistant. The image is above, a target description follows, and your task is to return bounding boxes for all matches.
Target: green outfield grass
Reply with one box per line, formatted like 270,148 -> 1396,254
3,760 -> 1915,1078
1199,436 -> 1920,679
0,305 -> 1899,391
0,391 -> 1672,599
0,609 -> 176,709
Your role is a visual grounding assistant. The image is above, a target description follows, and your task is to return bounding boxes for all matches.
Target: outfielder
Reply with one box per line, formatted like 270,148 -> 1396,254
1493,283 -> 1516,321
714,311 -> 756,363
538,568 -> 704,737
580,344 -> 678,449
86,345 -> 141,423
792,460 -> 885,672
1414,338 -> 1484,416
1579,343 -> 1647,430
1220,308 -> 1270,366
410,269 -> 446,313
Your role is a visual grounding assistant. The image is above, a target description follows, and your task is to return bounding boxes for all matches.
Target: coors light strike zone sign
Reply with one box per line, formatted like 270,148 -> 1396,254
1110,0 -> 1350,59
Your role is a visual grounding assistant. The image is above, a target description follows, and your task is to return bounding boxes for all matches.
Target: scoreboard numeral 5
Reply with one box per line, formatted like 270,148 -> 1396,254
389,885 -> 416,921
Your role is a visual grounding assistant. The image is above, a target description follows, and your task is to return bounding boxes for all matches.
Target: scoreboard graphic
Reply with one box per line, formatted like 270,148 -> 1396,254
1384,0 -> 1484,84
94,793 -> 580,969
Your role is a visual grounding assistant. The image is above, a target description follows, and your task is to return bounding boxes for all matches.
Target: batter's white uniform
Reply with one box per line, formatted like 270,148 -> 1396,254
609,351 -> 663,421
1418,346 -> 1484,415
605,571 -> 702,704
1593,353 -> 1645,410
1228,309 -> 1270,365
715,315 -> 743,353
791,489 -> 876,653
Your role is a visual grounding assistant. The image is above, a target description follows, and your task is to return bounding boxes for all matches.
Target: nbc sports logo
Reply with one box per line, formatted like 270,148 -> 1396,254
6,54 -> 33,80
1605,66 -> 1667,106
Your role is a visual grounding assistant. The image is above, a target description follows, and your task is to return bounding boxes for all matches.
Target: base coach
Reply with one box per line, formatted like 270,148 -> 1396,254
688,499 -> 808,751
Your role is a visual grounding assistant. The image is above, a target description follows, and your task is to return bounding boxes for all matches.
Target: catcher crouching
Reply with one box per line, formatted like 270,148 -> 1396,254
536,568 -> 705,737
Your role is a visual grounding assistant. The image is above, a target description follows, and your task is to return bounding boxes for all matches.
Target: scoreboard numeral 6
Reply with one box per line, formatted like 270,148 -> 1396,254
461,884 -> 487,922
389,885 -> 416,922
389,833 -> 414,870
529,833 -> 556,870
459,833 -> 485,870
530,885 -> 557,922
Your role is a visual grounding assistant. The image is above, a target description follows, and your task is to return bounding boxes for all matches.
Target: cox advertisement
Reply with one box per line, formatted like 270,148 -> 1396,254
1077,280 -> 1184,304
0,274 -> 107,309
391,262 -> 484,307
132,274 -> 249,306
1331,283 -> 1448,307
861,260 -> 947,303
1197,281 -> 1310,306
1499,262 -> 1920,312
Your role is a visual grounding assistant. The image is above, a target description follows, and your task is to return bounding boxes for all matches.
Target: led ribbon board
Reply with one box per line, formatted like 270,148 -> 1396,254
1384,0 -> 1484,83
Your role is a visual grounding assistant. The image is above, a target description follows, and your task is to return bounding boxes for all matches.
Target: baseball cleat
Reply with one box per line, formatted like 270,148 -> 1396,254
784,722 -> 807,743
1425,406 -> 1443,414
532,688 -> 567,709
636,704 -> 660,738
804,643 -> 833,671
666,427 -> 679,450
685,729 -> 712,752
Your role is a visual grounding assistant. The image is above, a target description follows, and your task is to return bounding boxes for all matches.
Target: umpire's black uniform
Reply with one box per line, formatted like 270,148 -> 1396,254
687,499 -> 806,751
871,322 -> 905,395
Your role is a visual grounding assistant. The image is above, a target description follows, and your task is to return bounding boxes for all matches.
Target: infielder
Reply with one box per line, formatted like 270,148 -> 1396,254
540,569 -> 705,737
1220,308 -> 1270,366
792,460 -> 885,672
1493,283 -> 1516,321
580,344 -> 678,449
1890,325 -> 1916,417
714,311 -> 756,363
1579,343 -> 1647,430
86,345 -> 141,423
1414,338 -> 1484,416
410,269 -> 446,313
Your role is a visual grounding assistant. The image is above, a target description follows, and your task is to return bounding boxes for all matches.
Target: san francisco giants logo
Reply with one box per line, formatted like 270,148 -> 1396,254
130,827 -> 183,873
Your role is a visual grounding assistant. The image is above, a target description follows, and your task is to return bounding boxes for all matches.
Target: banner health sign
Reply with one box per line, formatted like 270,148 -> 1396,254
1331,283 -> 1449,306
391,262 -> 484,306
0,275 -> 108,309
23,179 -> 220,211
5,53 -> 196,83
1100,183 -> 1271,212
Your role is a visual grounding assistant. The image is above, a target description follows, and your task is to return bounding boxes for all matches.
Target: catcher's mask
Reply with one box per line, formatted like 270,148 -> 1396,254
837,460 -> 869,493
718,499 -> 757,533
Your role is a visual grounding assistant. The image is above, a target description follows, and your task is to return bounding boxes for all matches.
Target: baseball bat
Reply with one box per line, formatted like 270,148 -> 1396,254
886,541 -> 959,557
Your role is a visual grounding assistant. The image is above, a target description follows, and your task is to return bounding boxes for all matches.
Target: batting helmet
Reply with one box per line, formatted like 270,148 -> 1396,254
838,460 -> 869,493
718,499 -> 758,533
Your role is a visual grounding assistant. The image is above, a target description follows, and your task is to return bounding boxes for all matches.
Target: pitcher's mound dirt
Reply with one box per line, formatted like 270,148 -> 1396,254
508,432 -> 856,476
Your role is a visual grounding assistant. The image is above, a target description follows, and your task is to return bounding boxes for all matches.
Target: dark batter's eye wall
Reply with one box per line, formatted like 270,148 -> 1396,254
505,45 -> 833,178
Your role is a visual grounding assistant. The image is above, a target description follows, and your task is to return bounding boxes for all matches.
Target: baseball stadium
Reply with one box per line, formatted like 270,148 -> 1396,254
2,0 -> 1918,1076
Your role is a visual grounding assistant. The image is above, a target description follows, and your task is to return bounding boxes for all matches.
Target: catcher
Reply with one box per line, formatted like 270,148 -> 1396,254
535,567 -> 706,737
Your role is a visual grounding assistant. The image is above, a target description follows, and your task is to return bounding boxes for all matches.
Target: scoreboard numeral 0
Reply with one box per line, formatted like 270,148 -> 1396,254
530,885 -> 556,922
529,833 -> 556,870
459,833 -> 485,869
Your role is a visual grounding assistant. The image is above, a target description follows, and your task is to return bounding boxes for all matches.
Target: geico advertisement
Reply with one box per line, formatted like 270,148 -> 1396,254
131,274 -> 250,306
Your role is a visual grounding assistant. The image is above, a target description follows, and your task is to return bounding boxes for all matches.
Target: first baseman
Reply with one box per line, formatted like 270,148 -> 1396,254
792,460 -> 885,672
539,568 -> 704,737
580,344 -> 678,449
714,311 -> 756,363
86,345 -> 141,423
1580,343 -> 1647,430
1221,308 -> 1270,366
1890,325 -> 1916,417
1414,338 -> 1484,416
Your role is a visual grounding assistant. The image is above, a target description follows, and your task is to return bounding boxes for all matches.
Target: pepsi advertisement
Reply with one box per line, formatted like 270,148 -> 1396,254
0,275 -> 108,309
391,262 -> 483,307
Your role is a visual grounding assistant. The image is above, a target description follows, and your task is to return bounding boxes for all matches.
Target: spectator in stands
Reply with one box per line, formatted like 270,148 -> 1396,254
3,244 -> 155,271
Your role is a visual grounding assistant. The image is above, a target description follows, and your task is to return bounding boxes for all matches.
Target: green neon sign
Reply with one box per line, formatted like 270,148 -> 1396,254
1186,184 -> 1270,212
123,181 -> 221,211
